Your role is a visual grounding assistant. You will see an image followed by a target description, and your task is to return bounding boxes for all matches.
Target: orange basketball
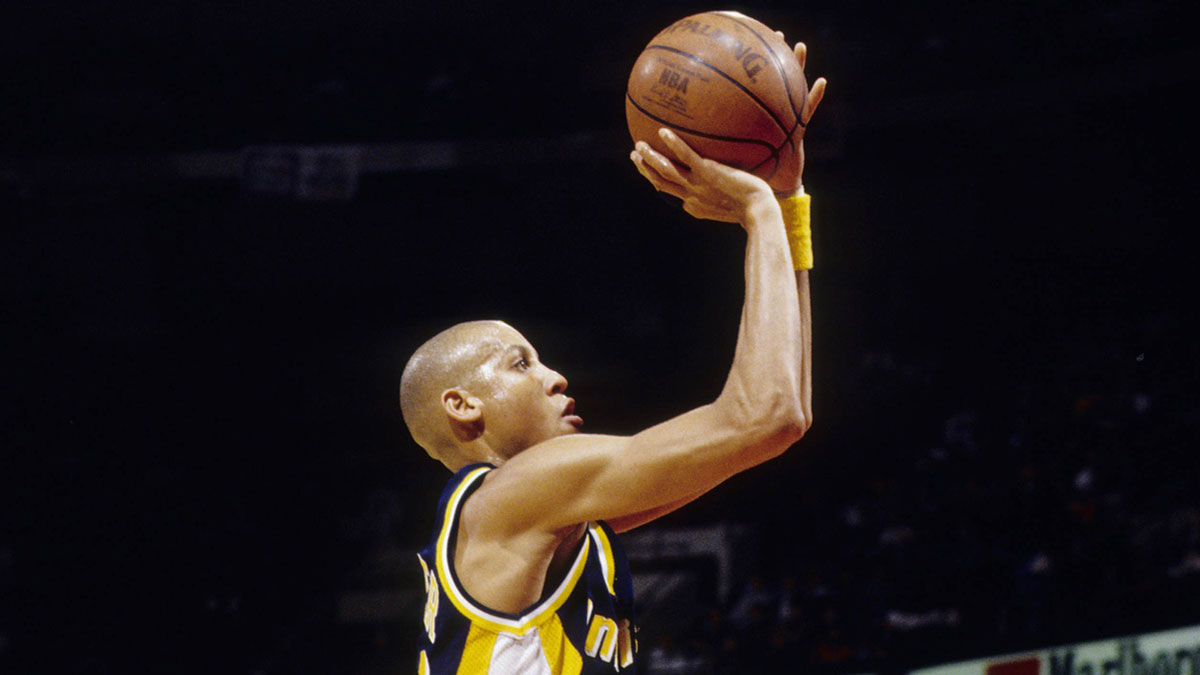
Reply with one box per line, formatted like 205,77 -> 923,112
625,11 -> 808,193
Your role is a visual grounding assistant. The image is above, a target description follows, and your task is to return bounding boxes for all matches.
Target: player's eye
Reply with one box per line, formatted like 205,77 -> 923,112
514,358 -> 530,371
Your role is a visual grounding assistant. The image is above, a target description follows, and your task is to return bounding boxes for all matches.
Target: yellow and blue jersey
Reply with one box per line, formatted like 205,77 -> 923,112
416,463 -> 639,674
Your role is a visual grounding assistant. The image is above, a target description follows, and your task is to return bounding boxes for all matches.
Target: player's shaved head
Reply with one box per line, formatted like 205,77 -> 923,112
400,320 -> 516,465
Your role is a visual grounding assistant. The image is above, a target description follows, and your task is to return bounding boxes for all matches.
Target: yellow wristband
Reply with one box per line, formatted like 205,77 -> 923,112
779,193 -> 813,270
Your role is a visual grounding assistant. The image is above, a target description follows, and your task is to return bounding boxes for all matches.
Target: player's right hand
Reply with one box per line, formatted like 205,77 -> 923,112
630,128 -> 775,225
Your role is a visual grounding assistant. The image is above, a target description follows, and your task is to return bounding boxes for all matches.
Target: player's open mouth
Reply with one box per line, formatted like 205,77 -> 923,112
562,399 -> 583,427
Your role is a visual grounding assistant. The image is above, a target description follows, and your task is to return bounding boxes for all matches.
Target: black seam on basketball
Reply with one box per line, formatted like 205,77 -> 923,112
644,44 -> 791,140
749,153 -> 779,179
750,140 -> 783,181
781,116 -> 803,163
720,13 -> 807,126
718,16 -> 806,166
626,92 -> 778,153
738,102 -> 798,182
746,117 -> 801,181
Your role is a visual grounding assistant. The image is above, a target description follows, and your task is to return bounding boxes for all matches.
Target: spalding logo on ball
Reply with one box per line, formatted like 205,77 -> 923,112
626,11 -> 809,193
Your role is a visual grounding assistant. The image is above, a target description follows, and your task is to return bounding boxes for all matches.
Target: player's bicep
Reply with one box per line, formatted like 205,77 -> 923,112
479,403 -> 774,533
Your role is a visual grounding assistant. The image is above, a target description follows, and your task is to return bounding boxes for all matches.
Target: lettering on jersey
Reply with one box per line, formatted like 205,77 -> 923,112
586,614 -> 617,662
417,554 -> 439,643
586,612 -> 635,668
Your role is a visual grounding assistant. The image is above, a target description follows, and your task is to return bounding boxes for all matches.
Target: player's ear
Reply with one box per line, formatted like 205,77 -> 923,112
442,388 -> 484,438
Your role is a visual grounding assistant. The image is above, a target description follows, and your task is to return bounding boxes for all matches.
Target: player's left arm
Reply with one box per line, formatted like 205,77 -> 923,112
609,42 -> 825,535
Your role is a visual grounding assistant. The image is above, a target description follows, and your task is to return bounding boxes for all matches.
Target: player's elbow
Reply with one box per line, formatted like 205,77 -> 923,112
768,388 -> 808,435
766,388 -> 811,448
722,391 -> 808,446
750,409 -> 808,464
774,402 -> 809,445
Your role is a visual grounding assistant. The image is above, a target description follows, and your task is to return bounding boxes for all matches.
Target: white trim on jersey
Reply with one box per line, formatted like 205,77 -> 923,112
434,466 -> 591,636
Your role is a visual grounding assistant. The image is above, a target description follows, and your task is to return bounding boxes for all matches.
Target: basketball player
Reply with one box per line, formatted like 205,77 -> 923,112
401,42 -> 826,675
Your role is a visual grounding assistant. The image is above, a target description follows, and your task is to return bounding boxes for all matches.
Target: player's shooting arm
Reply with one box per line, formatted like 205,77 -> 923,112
474,44 -> 825,537
476,134 -> 809,535
594,247 -> 813,535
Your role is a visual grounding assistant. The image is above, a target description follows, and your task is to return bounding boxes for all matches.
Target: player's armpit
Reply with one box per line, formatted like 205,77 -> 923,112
468,401 -> 803,537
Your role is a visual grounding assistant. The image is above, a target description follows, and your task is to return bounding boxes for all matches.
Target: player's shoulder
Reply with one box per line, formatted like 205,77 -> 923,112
440,462 -> 495,500
457,435 -> 621,537
428,463 -> 493,529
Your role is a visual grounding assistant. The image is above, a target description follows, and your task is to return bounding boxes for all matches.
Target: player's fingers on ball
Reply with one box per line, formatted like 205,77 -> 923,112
634,140 -> 661,161
632,151 -> 682,195
635,140 -> 674,170
655,178 -> 689,200
648,147 -> 695,189
631,148 -> 651,176
634,151 -> 690,197
794,42 -> 807,70
630,150 -> 663,185
803,77 -> 827,124
658,128 -> 702,168
632,142 -> 668,175
638,140 -> 689,185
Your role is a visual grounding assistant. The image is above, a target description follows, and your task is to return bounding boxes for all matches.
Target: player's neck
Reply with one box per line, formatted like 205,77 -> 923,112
443,439 -> 506,471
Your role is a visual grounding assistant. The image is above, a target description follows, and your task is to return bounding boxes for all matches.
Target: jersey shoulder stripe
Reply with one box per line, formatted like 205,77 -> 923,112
433,465 -> 592,636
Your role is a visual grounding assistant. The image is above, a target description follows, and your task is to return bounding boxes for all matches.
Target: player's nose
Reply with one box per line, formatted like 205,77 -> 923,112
545,367 -> 568,395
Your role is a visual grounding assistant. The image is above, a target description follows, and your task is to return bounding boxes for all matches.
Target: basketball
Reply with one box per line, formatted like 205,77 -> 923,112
625,11 -> 809,192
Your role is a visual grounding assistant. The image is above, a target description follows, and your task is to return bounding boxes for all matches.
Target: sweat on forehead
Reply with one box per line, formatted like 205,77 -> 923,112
408,321 -> 525,383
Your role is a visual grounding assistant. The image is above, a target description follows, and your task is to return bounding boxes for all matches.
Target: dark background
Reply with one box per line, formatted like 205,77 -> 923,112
3,1 -> 1198,673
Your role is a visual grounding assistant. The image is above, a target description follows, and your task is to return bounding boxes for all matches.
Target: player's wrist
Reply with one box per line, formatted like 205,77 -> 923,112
774,183 -> 805,199
778,192 -> 813,270
741,189 -> 781,226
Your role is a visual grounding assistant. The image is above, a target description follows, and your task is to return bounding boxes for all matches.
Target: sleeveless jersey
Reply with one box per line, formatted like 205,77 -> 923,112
415,463 -> 639,674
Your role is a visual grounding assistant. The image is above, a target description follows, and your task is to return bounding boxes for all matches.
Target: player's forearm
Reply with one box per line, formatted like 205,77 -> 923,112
796,269 -> 813,426
715,197 -> 806,440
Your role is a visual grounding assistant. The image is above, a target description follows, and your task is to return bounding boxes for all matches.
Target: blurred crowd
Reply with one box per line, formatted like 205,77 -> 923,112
641,310 -> 1200,674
